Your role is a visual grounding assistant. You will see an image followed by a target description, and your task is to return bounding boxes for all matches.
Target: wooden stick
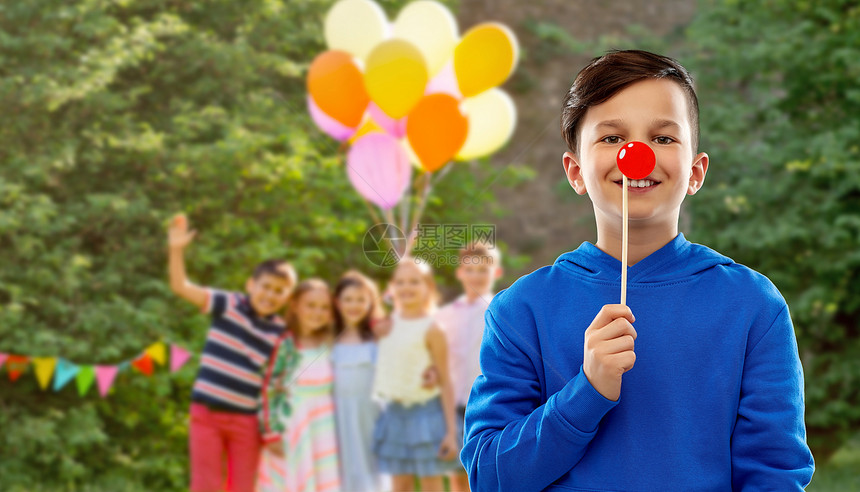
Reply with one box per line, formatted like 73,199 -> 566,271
621,175 -> 628,306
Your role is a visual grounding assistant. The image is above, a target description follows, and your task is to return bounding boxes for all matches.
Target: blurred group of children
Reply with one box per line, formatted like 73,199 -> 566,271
167,213 -> 501,492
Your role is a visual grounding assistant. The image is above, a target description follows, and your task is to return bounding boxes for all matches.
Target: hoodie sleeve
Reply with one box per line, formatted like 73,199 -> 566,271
731,305 -> 814,489
460,306 -> 618,491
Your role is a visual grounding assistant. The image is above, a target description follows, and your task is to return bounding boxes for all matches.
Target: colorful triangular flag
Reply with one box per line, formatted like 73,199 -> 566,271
96,365 -> 118,397
6,355 -> 29,382
131,353 -> 154,376
32,357 -> 57,390
76,365 -> 96,396
170,345 -> 192,372
53,359 -> 80,391
145,342 -> 167,366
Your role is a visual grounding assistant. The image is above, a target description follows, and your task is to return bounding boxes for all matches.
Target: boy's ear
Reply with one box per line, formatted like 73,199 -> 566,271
454,264 -> 465,282
687,152 -> 709,195
562,152 -> 588,195
245,277 -> 255,293
494,266 -> 504,279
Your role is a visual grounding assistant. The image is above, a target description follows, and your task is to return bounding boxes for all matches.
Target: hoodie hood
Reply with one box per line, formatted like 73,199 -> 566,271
554,233 -> 733,284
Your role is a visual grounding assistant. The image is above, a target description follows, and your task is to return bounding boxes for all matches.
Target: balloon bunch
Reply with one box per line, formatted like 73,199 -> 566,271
307,0 -> 519,253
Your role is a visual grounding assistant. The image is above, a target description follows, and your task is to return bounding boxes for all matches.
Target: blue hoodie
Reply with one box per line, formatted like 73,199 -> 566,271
461,234 -> 814,491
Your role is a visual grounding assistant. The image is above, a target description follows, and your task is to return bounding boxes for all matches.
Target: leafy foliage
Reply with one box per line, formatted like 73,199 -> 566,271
0,0 -> 523,489
683,0 -> 860,461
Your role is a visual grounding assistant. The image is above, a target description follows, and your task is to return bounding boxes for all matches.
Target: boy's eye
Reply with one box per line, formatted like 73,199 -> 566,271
602,136 -> 622,144
654,136 -> 675,144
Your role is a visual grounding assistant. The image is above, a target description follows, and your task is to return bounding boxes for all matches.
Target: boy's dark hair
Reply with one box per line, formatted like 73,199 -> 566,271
561,49 -> 699,155
459,241 -> 500,264
252,259 -> 297,285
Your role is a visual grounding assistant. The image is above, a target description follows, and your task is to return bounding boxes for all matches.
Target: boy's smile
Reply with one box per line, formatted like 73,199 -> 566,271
563,78 -> 708,236
246,273 -> 292,317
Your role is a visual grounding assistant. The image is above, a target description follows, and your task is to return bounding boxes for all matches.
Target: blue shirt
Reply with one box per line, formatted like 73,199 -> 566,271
461,234 -> 814,491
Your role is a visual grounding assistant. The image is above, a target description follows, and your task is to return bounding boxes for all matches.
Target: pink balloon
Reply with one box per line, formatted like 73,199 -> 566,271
308,95 -> 358,141
347,133 -> 412,210
368,102 -> 407,138
424,61 -> 463,99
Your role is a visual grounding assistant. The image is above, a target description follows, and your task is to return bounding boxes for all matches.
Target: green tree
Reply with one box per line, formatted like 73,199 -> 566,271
0,0 -> 523,489
683,0 -> 860,462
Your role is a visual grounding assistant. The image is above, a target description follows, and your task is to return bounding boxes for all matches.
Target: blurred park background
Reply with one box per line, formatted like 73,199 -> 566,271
1,0 -> 858,490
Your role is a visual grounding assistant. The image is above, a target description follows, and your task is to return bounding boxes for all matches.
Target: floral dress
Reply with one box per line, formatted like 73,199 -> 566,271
258,338 -> 341,492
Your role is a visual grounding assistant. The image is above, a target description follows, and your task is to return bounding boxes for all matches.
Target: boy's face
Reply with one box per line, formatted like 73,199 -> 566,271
456,256 -> 501,297
245,273 -> 293,317
562,79 -> 708,227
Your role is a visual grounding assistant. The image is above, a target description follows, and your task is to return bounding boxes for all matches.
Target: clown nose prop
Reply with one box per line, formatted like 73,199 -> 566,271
616,142 -> 656,305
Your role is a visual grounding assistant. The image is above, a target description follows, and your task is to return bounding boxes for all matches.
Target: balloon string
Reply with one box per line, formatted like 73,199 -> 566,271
400,177 -> 411,243
361,197 -> 383,226
404,165 -> 449,256
382,208 -> 403,258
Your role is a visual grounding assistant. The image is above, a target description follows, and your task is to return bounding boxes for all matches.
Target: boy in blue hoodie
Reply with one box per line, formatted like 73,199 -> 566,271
461,50 -> 815,491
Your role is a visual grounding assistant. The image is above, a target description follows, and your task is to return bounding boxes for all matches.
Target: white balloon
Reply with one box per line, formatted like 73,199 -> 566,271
324,0 -> 390,61
392,1 -> 458,76
456,89 -> 517,160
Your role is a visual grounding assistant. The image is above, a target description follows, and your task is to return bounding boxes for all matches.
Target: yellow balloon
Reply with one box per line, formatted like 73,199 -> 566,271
324,0 -> 389,61
454,23 -> 519,98
364,39 -> 429,119
392,1 -> 459,76
455,88 -> 517,161
349,117 -> 383,145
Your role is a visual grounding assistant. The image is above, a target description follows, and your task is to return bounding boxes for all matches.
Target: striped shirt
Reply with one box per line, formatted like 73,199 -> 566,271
191,289 -> 285,414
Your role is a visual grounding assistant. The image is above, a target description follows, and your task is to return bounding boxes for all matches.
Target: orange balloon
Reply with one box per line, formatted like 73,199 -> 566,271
406,94 -> 468,172
307,51 -> 369,128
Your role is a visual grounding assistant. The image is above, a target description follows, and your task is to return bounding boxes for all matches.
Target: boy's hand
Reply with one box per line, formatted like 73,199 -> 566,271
168,214 -> 196,250
583,304 -> 637,402
265,440 -> 285,458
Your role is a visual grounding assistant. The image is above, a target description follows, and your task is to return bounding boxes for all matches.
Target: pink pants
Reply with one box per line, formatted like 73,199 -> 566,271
189,403 -> 262,492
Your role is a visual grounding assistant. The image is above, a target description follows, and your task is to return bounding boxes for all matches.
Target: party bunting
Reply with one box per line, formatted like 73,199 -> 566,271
6,355 -> 29,382
53,359 -> 80,392
170,345 -> 192,372
2,342 -> 195,398
32,357 -> 57,390
96,365 -> 119,398
132,353 -> 154,376
76,365 -> 96,396
145,342 -> 167,366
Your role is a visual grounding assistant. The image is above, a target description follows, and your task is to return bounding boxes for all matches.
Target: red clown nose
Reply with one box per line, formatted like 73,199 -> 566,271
616,142 -> 656,180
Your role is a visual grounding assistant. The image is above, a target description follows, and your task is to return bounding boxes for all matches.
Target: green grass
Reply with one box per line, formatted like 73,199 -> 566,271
806,433 -> 860,491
